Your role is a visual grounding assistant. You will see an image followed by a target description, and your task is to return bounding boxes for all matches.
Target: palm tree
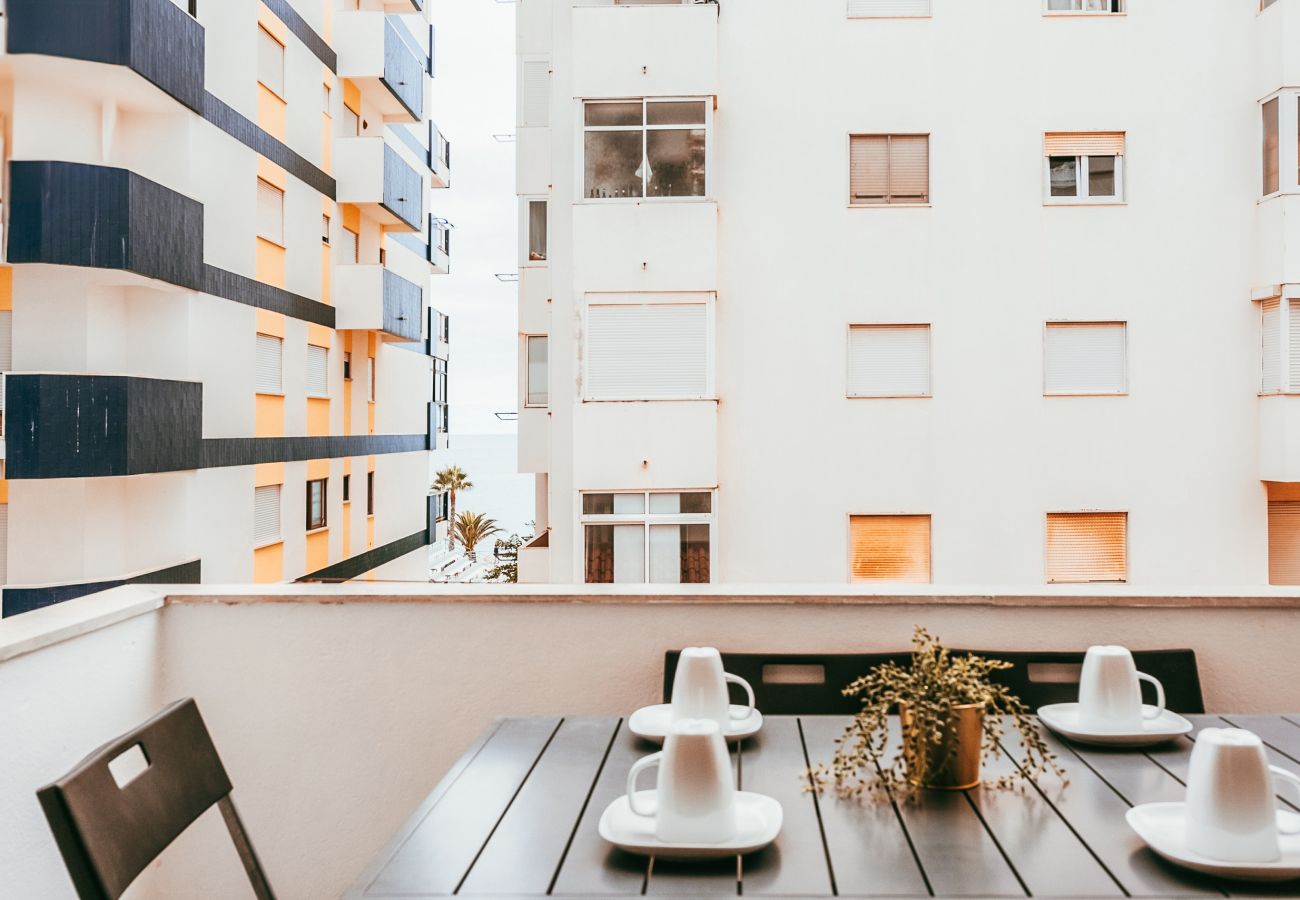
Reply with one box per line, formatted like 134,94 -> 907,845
431,465 -> 472,552
453,512 -> 502,563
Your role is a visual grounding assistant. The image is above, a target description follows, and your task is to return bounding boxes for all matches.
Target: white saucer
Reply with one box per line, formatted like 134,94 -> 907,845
1127,802 -> 1300,882
627,704 -> 763,743
1038,703 -> 1193,747
598,790 -> 783,860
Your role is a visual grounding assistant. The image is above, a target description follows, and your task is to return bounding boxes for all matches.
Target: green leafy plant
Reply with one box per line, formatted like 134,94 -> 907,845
453,511 -> 502,563
809,627 -> 1065,797
431,466 -> 473,553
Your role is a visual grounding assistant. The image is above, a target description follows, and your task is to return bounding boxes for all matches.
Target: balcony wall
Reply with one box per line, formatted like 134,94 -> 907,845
5,0 -> 206,113
1260,394 -> 1300,482
1254,0 -> 1300,102
334,139 -> 423,232
572,400 -> 717,489
334,12 -> 425,123
333,266 -> 423,341
571,201 -> 717,292
571,2 -> 718,99
3,586 -> 1300,900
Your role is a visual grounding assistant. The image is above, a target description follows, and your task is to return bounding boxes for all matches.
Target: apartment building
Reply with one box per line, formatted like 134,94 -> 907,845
516,0 -> 1300,586
0,0 -> 453,616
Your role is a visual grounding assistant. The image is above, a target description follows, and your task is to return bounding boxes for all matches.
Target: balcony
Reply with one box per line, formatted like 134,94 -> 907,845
518,531 -> 550,582
3,584 -> 1300,898
335,12 -> 426,124
430,123 -> 452,189
385,0 -> 425,12
6,161 -> 205,290
571,0 -> 718,99
333,266 -> 423,342
1261,394 -> 1300,482
334,138 -> 424,232
5,374 -> 202,479
429,216 -> 451,274
571,201 -> 717,292
4,0 -> 206,114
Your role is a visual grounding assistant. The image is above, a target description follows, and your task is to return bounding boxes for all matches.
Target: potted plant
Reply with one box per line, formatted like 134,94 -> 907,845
810,627 -> 1064,794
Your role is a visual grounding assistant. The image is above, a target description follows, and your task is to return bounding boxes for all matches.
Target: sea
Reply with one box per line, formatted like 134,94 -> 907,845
431,433 -> 535,542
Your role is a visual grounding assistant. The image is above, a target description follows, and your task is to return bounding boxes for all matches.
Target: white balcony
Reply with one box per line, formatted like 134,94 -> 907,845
1261,394 -> 1300,482
334,11 -> 426,124
334,137 -> 423,232
518,405 -> 549,474
430,125 -> 451,189
1255,0 -> 1300,102
572,399 -> 717,489
333,265 -> 423,342
571,201 -> 717,292
518,266 -> 549,334
517,532 -> 550,583
571,2 -> 718,99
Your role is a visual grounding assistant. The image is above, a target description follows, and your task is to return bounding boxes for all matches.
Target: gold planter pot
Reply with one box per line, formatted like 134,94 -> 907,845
898,702 -> 986,790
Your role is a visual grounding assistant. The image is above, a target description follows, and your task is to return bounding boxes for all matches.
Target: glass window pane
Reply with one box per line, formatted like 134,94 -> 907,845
585,525 -> 613,583
585,131 -> 644,199
647,101 -> 707,126
680,492 -> 712,514
682,524 -> 710,583
646,129 -> 706,197
649,524 -> 681,584
1087,155 -> 1116,197
613,524 -> 645,583
528,200 -> 547,261
584,101 -> 642,127
1049,156 -> 1079,197
583,494 -> 613,515
648,493 -> 680,514
526,335 -> 548,406
1047,0 -> 1077,8
613,493 -> 646,514
1264,98 -> 1280,196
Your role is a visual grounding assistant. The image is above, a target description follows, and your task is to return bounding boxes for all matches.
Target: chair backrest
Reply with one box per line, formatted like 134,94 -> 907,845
37,697 -> 275,900
976,648 -> 1205,714
662,651 -> 913,715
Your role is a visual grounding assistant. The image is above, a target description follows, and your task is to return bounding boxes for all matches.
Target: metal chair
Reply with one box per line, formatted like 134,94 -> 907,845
975,648 -> 1205,713
36,697 -> 275,900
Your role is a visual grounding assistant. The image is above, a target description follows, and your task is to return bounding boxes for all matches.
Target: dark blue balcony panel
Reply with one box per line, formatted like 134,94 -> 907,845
7,161 -> 204,291
383,269 -> 423,342
6,0 -> 205,114
1,560 -> 202,618
6,375 -> 202,479
383,144 -> 424,231
383,17 -> 425,122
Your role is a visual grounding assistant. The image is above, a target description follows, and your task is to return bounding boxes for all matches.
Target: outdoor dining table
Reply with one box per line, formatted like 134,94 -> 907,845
345,714 -> 1300,899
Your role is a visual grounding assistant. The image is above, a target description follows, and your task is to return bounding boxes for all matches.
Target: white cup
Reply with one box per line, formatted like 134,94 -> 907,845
626,718 -> 737,843
1077,645 -> 1166,733
670,647 -> 756,728
1186,728 -> 1300,862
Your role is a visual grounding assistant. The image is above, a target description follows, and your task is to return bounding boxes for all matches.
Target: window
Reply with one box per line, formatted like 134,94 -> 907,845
584,99 -> 708,200
1269,502 -> 1300,585
307,344 -> 328,397
368,356 -> 376,401
1264,98 -> 1280,196
322,214 -> 331,245
255,333 -> 283,394
343,351 -> 352,381
847,325 -> 931,397
520,59 -> 550,127
343,226 -> 360,264
849,134 -> 929,206
306,479 -> 327,530
847,0 -> 930,17
1263,0 -> 1280,8
367,471 -> 375,516
586,303 -> 709,400
257,26 -> 284,98
323,83 -> 332,116
343,474 -> 351,503
257,179 -> 284,245
525,335 -> 548,407
1045,132 -> 1125,202
527,199 -> 548,262
254,484 -> 282,545
582,492 -> 713,584
343,105 -> 360,136
1043,322 -> 1127,395
1046,512 -> 1127,583
850,515 -> 931,583
1260,297 -> 1300,393
1045,0 -> 1123,12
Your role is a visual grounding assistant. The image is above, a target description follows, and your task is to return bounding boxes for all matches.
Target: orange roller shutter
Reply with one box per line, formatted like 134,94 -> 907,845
1268,502 -> 1300,585
1043,132 -> 1125,156
850,515 -> 931,583
889,135 -> 929,201
1045,512 -> 1127,583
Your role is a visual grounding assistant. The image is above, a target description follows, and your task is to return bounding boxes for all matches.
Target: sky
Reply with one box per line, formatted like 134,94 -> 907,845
430,0 -> 518,436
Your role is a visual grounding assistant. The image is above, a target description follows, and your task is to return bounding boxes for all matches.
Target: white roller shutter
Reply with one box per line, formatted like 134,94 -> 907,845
847,325 -> 931,397
1290,299 -> 1300,391
1044,322 -> 1127,395
255,334 -> 283,393
257,179 -> 284,245
307,344 -> 329,397
1263,299 -> 1281,392
520,60 -> 550,127
343,227 -> 360,264
1269,501 -> 1300,585
0,311 -> 11,371
847,0 -> 930,15
254,484 -> 281,545
258,26 -> 284,97
586,304 -> 708,400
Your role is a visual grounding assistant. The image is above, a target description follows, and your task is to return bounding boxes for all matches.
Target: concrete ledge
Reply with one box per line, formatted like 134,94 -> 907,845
0,585 -> 165,663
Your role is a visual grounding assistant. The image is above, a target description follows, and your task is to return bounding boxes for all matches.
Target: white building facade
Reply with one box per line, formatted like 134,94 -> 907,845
0,0 -> 453,615
516,0 -> 1300,586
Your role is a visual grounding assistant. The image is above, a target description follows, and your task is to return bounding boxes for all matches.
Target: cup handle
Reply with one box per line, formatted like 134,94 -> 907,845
1136,672 -> 1165,720
725,673 -> 756,720
626,752 -> 662,818
1271,766 -> 1300,835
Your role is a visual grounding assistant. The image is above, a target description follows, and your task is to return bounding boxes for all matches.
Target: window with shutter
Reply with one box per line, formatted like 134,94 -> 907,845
343,105 -> 360,136
849,135 -> 929,205
527,200 -> 548,262
847,0 -> 930,15
257,179 -> 284,245
258,26 -> 284,98
368,357 -> 376,401
520,60 -> 550,127
586,304 -> 709,400
306,479 -> 327,531
1268,501 -> 1300,585
307,345 -> 329,397
850,515 -> 931,583
1264,98 -> 1280,196
1045,512 -> 1127,583
254,484 -> 282,546
1262,298 -> 1282,393
525,335 -> 549,406
1290,299 -> 1300,392
1045,132 -> 1124,202
847,325 -> 931,397
322,215 -> 331,245
343,227 -> 360,264
0,311 -> 11,371
255,333 -> 283,394
1044,322 -> 1127,395
1045,0 -> 1123,12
